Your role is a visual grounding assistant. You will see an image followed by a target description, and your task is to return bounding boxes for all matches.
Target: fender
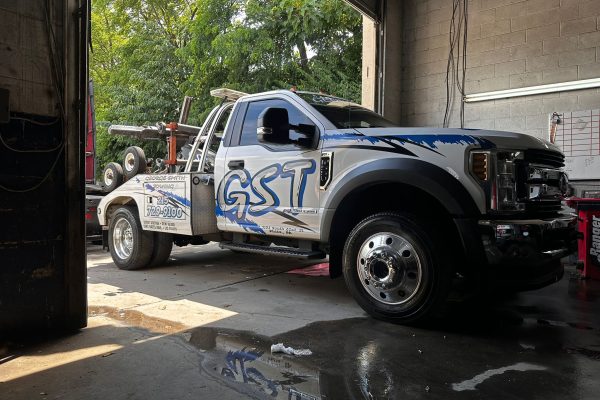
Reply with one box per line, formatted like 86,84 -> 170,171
97,195 -> 137,226
320,158 -> 482,241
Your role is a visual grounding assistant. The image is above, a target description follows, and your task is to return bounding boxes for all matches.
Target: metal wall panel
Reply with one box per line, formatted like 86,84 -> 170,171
0,0 -> 88,333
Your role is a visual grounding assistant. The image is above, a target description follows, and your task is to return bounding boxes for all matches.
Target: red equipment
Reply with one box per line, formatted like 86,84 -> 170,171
85,80 -> 96,184
165,122 -> 178,168
566,198 -> 600,280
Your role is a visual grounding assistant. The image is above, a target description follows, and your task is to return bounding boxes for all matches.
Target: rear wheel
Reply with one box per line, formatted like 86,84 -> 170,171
342,212 -> 451,324
148,233 -> 173,267
108,206 -> 154,270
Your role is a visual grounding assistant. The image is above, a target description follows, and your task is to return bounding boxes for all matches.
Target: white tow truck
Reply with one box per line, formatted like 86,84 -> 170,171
98,88 -> 576,323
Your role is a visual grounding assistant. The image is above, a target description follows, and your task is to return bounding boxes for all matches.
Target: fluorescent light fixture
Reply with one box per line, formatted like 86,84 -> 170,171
464,77 -> 600,103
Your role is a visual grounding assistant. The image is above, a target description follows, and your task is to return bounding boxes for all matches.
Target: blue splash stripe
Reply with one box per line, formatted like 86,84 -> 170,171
322,133 -> 380,144
215,203 -> 265,234
145,183 -> 192,207
155,189 -> 192,207
393,134 -> 495,150
323,132 -> 495,150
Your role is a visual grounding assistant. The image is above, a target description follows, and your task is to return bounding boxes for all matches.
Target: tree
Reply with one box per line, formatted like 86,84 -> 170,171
90,0 -> 362,176
91,0 -> 197,172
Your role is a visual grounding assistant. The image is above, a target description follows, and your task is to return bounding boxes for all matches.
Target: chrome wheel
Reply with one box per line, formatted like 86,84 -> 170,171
357,232 -> 422,305
113,217 -> 134,260
124,152 -> 136,173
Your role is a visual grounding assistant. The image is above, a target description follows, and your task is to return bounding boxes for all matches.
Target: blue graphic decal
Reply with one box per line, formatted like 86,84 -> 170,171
323,132 -> 496,152
393,134 -> 495,150
222,171 -> 251,217
280,160 -> 317,209
216,159 -> 317,233
215,203 -> 265,234
249,164 -> 281,216
322,133 -> 381,144
145,183 -> 192,207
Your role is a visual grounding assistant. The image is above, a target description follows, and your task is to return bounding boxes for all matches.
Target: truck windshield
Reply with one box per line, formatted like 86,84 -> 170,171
296,92 -> 395,129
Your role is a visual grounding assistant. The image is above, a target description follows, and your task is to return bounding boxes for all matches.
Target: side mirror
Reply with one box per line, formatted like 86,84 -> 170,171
295,123 -> 317,148
257,107 -> 290,144
297,123 -> 316,137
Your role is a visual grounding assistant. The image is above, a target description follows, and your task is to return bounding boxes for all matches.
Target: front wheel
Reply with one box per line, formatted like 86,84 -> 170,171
342,212 -> 451,324
108,206 -> 154,270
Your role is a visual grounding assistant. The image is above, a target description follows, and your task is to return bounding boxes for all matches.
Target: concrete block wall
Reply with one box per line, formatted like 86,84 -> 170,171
400,0 -> 600,139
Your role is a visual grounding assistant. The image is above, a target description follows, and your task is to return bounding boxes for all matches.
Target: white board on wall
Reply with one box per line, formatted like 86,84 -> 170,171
551,110 -> 600,180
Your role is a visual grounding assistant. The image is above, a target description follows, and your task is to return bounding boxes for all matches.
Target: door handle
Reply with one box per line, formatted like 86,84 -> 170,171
228,160 -> 245,170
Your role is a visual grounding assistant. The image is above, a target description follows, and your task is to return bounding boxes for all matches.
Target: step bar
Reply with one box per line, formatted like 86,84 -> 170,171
219,242 -> 325,259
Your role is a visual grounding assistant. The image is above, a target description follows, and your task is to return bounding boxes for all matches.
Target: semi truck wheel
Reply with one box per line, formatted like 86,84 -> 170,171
148,233 -> 173,267
108,206 -> 154,270
102,162 -> 124,193
342,212 -> 451,324
123,146 -> 147,179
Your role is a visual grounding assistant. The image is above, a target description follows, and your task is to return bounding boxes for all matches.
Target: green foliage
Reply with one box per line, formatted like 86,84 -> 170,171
90,0 -> 362,177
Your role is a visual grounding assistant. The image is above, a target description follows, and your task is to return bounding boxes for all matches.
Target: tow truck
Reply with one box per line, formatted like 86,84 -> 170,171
98,88 -> 576,323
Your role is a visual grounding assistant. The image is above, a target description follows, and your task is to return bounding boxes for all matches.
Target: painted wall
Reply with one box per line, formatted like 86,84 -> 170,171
398,0 -> 600,139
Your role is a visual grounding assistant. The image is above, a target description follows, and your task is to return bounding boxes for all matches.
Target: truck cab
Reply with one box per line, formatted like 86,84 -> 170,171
98,88 -> 576,324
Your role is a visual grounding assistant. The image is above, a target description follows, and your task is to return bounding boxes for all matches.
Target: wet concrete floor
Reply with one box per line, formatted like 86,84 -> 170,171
1,245 -> 600,399
189,268 -> 600,399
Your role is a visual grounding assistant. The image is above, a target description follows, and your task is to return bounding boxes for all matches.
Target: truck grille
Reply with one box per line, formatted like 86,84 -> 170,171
517,150 -> 566,215
524,201 -> 563,214
524,149 -> 565,168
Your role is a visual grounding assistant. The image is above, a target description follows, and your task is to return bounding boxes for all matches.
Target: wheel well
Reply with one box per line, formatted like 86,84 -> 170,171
328,182 -> 464,278
105,197 -> 137,225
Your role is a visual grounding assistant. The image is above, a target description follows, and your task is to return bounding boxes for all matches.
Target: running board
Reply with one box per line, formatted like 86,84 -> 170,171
220,242 -> 325,259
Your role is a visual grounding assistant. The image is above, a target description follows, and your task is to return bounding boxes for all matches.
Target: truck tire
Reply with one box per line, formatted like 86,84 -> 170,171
123,146 -> 147,179
108,206 -> 154,270
148,233 -> 173,268
102,162 -> 124,193
342,212 -> 451,324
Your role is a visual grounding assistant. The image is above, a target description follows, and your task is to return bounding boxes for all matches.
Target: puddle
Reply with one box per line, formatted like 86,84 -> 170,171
88,306 -> 187,334
185,310 -> 588,400
191,327 -> 321,399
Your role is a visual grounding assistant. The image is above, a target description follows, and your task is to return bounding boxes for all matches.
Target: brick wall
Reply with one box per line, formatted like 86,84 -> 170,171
401,0 -> 600,139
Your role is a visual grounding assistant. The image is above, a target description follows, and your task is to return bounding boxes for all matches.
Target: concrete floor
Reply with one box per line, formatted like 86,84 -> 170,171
1,244 -> 600,399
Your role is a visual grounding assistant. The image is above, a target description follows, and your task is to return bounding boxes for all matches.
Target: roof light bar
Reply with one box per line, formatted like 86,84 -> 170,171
464,78 -> 600,103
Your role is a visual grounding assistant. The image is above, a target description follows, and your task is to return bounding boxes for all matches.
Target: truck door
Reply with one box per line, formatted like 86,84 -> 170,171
217,97 -> 322,240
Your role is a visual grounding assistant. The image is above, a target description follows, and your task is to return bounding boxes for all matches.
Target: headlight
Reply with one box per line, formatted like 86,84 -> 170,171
470,150 -> 525,213
470,151 -> 489,181
493,151 -> 524,212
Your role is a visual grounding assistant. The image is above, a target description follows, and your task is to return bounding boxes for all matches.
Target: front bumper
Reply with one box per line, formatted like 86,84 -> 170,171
478,214 -> 577,290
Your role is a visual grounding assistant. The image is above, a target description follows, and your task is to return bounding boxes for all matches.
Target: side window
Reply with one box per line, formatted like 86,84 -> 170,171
239,99 -> 314,149
201,106 -> 232,173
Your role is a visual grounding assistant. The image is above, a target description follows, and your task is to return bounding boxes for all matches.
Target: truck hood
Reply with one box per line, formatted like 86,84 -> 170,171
354,127 -> 562,153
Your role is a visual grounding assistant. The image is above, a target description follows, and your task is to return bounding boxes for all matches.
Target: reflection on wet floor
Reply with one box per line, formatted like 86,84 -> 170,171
191,327 -> 321,399
187,270 -> 600,399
